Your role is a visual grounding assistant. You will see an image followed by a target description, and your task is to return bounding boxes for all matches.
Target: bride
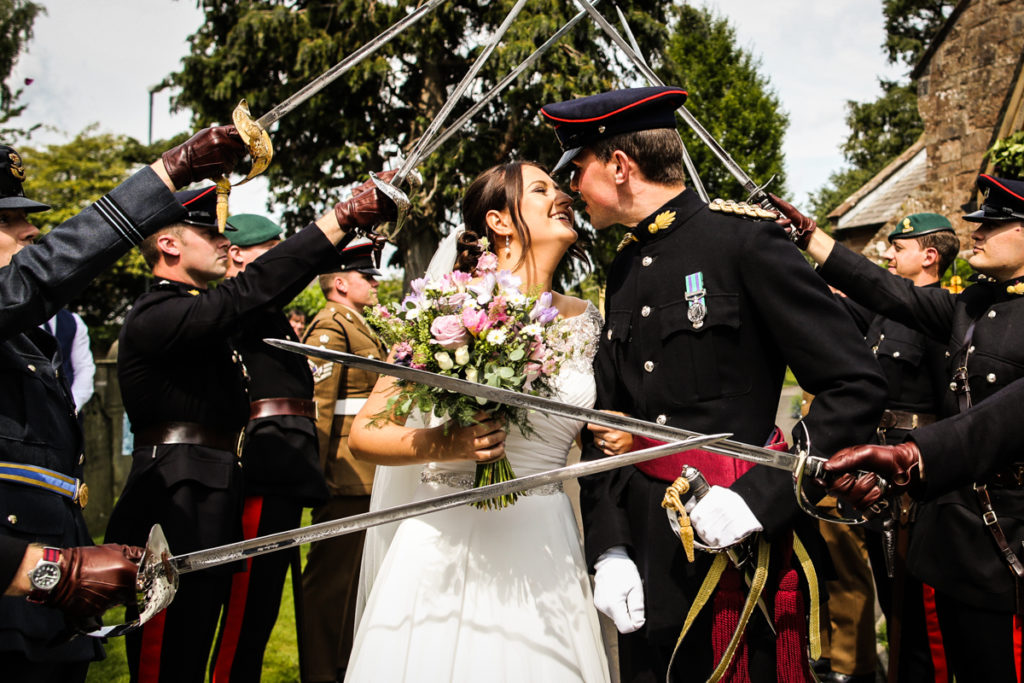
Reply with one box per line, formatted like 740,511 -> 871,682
344,161 -> 616,682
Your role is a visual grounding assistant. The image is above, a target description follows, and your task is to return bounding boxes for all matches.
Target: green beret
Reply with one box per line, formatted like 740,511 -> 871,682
226,214 -> 283,247
887,212 -> 954,242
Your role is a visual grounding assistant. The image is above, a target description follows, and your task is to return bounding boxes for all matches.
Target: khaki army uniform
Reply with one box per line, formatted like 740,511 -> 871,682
300,302 -> 386,682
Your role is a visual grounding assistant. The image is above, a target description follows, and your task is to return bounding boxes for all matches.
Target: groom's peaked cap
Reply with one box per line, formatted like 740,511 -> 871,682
540,86 -> 687,174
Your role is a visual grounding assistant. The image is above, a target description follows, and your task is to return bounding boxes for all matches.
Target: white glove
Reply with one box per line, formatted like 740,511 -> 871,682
688,485 -> 763,548
592,546 -> 645,633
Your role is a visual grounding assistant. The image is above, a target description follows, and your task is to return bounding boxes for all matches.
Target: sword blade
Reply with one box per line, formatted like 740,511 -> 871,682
574,0 -> 765,203
170,433 -> 729,575
265,338 -> 822,477
255,0 -> 445,129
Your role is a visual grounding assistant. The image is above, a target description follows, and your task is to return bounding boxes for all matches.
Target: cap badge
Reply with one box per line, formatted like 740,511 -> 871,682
598,125 -> 606,134
8,152 -> 24,181
648,210 -> 676,235
616,232 -> 638,252
684,271 -> 707,329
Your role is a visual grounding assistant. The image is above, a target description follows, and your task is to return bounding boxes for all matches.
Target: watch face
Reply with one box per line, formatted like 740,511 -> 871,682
29,562 -> 61,591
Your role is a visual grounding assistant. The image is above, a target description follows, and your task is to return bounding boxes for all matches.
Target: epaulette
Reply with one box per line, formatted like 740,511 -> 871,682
708,198 -> 778,220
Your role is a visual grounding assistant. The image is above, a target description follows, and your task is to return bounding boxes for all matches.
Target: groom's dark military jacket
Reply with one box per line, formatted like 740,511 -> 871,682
580,188 -> 886,634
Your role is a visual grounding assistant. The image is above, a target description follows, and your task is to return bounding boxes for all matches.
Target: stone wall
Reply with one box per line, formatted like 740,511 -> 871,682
863,0 -> 1024,255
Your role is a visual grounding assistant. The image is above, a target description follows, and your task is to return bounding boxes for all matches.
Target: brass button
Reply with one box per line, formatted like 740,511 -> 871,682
987,373 -> 997,383
892,351 -> 900,358
642,256 -> 653,266
641,306 -> 651,317
656,414 -> 667,425
944,351 -> 950,358
988,310 -> 997,318
26,364 -> 35,372
644,361 -> 654,372
6,515 -> 16,525
949,382 -> 957,391
968,345 -> 976,353
607,330 -> 613,340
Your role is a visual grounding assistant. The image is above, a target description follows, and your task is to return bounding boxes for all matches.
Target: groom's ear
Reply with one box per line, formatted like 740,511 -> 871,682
611,149 -> 632,185
484,208 -> 513,236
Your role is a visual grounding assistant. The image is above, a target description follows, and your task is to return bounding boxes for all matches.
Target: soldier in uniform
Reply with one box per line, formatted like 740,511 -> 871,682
207,214 -> 329,682
0,129 -> 244,682
786,174 -> 1024,682
300,239 -> 385,683
822,213 -> 958,683
105,179 -> 395,683
540,86 -> 887,682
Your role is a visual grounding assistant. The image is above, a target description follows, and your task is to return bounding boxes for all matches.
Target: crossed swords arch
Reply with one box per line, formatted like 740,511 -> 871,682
218,0 -> 782,235
98,1 -> 829,637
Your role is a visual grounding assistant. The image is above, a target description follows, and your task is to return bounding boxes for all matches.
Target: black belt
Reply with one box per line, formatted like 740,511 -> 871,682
249,398 -> 317,421
135,421 -> 244,456
877,409 -> 936,431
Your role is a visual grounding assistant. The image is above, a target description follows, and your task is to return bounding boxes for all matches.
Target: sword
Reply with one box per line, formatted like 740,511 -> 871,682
87,432 -> 728,638
217,0 -> 447,231
265,339 -> 890,522
574,0 -> 775,206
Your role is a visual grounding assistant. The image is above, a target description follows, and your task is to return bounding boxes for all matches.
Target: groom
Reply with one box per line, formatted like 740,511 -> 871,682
541,86 -> 886,681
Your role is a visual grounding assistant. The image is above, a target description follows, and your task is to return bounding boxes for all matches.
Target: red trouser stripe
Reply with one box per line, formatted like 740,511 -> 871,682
211,495 -> 264,683
921,583 -> 947,683
138,609 -> 168,683
1014,614 -> 1022,683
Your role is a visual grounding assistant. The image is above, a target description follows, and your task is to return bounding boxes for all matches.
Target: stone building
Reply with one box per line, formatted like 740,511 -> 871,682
828,0 -> 1024,262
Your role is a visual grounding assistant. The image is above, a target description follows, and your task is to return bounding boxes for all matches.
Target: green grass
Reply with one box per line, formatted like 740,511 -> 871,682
87,511 -> 311,682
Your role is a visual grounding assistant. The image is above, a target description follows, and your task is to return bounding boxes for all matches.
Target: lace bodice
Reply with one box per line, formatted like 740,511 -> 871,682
423,301 -> 602,480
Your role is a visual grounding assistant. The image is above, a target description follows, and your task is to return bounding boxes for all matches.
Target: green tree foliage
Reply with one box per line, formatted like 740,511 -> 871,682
0,0 -> 44,138
809,1 -> 954,223
882,0 -> 954,67
986,130 -> 1024,180
21,129 -> 184,351
171,1 -> 787,287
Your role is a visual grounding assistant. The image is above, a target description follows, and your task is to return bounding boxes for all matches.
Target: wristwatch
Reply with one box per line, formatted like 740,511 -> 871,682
26,547 -> 62,603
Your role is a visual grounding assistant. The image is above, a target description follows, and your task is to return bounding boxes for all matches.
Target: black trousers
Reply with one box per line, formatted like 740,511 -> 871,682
866,529 -> 949,682
209,494 -> 304,683
124,570 -> 230,683
933,590 -> 1021,683
0,653 -> 88,683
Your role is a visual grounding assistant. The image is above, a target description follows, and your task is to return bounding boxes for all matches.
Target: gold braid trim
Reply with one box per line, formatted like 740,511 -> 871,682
662,476 -> 696,563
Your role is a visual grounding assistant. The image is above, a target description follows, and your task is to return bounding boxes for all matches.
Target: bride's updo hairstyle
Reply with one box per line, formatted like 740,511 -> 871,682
456,160 -> 588,273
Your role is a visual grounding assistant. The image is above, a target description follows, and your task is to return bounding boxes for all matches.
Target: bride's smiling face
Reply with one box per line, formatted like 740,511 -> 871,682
516,164 -> 577,253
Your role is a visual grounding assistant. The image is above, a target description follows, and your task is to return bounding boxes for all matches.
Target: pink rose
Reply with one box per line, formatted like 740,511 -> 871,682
430,315 -> 470,350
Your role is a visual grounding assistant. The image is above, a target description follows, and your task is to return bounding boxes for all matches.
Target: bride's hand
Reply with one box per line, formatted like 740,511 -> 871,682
587,412 -> 633,456
434,415 -> 507,463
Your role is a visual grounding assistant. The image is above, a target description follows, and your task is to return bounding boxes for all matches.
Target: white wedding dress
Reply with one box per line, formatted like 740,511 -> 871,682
345,302 -> 610,683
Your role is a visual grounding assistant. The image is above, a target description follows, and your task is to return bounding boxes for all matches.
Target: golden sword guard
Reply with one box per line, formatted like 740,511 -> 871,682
208,100 -> 275,232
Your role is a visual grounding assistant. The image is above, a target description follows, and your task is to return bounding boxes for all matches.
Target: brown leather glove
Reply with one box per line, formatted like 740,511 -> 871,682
161,125 -> 246,189
821,441 -> 922,512
45,544 -> 144,618
769,193 -> 817,249
334,170 -> 399,233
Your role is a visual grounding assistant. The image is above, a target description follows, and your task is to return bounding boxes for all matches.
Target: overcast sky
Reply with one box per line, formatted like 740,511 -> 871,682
10,0 -> 904,217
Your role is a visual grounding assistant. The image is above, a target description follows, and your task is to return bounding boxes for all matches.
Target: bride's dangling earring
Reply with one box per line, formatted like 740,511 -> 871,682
504,236 -> 511,259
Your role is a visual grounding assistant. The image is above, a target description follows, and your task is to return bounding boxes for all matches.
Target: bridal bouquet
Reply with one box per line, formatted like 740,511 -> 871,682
366,249 -> 567,509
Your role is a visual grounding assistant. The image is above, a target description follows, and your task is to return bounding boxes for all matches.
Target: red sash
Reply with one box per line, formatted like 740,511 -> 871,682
632,426 -> 788,485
